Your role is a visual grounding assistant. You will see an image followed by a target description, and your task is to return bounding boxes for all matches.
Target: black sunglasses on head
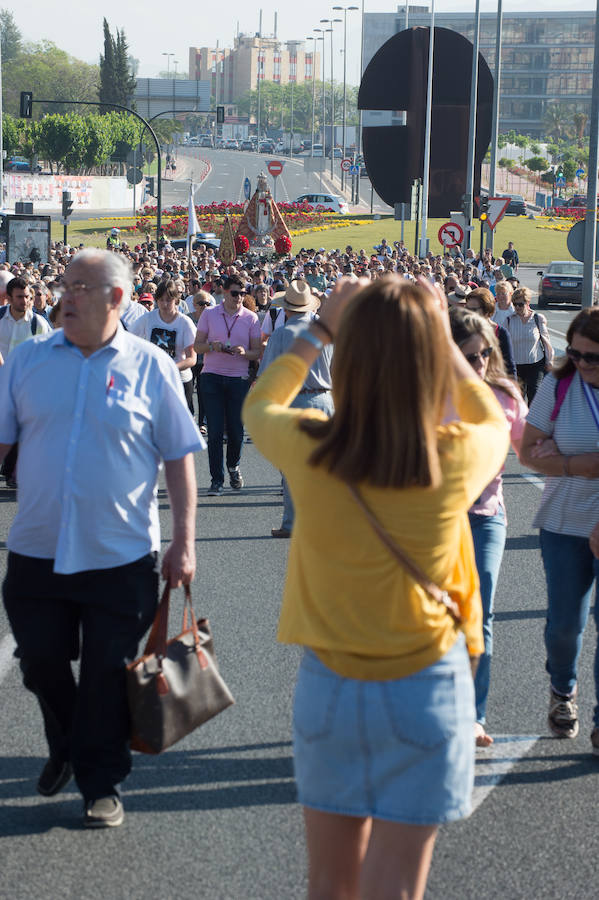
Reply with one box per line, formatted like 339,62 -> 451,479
567,346 -> 599,366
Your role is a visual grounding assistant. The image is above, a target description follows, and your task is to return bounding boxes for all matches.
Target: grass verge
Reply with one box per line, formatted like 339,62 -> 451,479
53,213 -> 571,265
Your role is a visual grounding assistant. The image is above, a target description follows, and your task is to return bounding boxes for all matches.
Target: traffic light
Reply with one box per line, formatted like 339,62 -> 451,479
216,105 -> 225,124
144,176 -> 155,198
461,192 -> 472,220
479,196 -> 489,221
61,191 -> 74,220
20,91 -> 33,118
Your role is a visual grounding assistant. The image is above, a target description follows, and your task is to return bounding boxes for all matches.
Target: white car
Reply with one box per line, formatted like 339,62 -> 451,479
311,143 -> 324,157
294,193 -> 349,215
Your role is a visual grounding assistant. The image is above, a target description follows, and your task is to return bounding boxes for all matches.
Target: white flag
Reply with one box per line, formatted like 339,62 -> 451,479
187,184 -> 200,250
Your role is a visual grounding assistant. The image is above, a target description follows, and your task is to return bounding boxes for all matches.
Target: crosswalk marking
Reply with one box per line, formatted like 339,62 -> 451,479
472,734 -> 539,812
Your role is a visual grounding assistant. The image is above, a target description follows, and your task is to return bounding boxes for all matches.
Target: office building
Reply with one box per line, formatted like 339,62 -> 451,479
363,7 -> 595,136
189,34 -> 321,105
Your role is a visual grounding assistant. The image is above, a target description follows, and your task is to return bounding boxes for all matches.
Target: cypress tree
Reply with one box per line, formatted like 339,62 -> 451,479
99,18 -> 117,110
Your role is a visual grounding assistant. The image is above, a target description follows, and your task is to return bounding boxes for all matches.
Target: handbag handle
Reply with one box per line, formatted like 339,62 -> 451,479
142,584 -> 205,664
348,485 -> 463,625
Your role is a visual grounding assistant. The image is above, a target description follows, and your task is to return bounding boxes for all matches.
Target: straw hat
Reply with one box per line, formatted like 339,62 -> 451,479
274,279 -> 318,313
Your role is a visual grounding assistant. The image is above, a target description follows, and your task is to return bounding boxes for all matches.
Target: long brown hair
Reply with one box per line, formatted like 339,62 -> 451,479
450,309 -> 521,400
553,307 -> 599,380
298,277 -> 452,488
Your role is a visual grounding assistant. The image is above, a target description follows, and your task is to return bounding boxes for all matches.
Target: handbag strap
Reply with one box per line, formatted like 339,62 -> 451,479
348,485 -> 463,625
142,584 -> 199,660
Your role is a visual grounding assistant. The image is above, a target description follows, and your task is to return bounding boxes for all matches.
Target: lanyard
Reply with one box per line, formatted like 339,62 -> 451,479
582,380 -> 599,442
221,313 -> 239,342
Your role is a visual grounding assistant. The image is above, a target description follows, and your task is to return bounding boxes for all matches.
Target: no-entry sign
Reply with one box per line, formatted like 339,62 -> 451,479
267,160 -> 284,177
438,221 -> 464,248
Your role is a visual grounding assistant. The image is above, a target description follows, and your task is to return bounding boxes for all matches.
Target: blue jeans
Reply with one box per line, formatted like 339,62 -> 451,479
468,507 -> 506,724
200,373 -> 250,485
540,529 -> 599,722
281,391 -> 334,531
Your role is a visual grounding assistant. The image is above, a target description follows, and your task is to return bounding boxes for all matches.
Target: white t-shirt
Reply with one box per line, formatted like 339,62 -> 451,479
260,306 -> 285,337
492,305 -> 515,328
131,309 -> 197,383
0,307 -> 51,360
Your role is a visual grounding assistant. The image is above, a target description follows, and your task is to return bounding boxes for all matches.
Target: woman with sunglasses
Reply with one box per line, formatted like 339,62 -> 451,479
506,286 -> 554,404
520,309 -> 599,751
451,310 -> 527,746
465,287 -> 517,377
194,274 -> 262,495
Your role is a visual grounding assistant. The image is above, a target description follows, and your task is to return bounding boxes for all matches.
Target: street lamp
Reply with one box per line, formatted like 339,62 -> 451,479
173,60 -> 179,78
320,18 -> 342,179
305,36 -> 317,157
162,52 -> 174,78
333,6 -> 359,189
313,28 -> 328,151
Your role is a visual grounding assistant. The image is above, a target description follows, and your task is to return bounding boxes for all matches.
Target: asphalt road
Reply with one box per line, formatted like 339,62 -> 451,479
1,395 -> 598,898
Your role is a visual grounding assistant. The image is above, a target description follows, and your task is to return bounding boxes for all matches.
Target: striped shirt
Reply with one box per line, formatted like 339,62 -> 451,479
506,312 -> 553,366
526,371 -> 599,538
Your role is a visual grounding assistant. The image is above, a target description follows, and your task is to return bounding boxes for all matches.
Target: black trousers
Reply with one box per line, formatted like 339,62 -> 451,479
3,552 -> 159,802
516,359 -> 546,405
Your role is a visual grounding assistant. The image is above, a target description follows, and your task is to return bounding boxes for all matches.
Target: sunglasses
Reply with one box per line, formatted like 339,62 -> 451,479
513,302 -> 526,308
229,290 -> 246,298
566,346 -> 599,366
465,346 -> 493,364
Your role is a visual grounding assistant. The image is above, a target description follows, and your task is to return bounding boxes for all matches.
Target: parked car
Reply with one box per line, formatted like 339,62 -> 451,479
498,193 -> 527,215
240,140 -> 254,151
5,155 -> 41,173
259,140 -> 275,154
170,232 -> 221,253
188,137 -> 200,146
224,138 -> 239,150
311,143 -> 324,157
200,136 -> 213,148
327,147 -> 344,160
294,193 -> 349,215
537,260 -> 599,308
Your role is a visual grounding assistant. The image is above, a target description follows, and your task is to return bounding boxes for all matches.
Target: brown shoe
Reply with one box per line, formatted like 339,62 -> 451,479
271,527 -> 291,538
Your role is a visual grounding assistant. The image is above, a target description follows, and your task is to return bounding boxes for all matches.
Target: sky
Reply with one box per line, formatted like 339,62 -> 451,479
12,0 -> 598,88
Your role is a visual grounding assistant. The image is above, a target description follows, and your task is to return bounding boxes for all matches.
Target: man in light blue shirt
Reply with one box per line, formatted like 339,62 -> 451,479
259,279 -> 333,538
0,249 -> 205,829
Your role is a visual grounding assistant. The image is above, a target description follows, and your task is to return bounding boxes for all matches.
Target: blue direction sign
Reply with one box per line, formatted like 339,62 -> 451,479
243,177 -> 251,200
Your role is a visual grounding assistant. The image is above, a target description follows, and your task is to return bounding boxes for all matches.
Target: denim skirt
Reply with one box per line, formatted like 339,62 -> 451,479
293,634 -> 475,825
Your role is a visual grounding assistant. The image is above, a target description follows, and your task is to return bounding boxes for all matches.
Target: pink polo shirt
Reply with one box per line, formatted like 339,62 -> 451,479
198,301 -> 261,377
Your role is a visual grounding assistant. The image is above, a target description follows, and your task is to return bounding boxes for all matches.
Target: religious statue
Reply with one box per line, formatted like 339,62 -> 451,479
235,172 -> 291,252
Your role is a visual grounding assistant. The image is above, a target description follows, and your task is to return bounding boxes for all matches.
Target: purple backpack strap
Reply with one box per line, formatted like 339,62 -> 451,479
550,373 -> 575,421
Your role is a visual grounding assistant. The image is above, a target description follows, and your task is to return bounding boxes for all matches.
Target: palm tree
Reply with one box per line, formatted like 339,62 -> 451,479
543,103 -> 571,142
572,112 -> 589,148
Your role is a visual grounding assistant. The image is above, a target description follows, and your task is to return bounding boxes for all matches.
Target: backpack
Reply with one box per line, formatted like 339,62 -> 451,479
550,372 -> 575,422
0,305 -> 41,335
269,306 -> 280,330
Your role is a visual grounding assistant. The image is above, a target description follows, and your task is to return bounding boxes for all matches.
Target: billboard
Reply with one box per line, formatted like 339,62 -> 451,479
6,215 -> 51,265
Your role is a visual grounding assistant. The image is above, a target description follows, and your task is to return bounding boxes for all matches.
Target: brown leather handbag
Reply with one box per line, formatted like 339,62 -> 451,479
126,584 -> 235,754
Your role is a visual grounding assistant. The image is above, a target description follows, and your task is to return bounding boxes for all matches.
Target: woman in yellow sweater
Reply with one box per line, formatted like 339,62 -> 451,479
244,276 -> 509,900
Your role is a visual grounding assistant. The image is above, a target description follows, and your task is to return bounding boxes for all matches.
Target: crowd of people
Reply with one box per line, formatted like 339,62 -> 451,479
0,233 -> 598,899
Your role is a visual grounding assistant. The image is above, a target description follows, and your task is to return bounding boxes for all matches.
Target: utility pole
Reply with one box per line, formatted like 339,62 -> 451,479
486,0 -> 503,251
464,0 -> 481,251
419,3 -> 435,257
582,0 -> 599,307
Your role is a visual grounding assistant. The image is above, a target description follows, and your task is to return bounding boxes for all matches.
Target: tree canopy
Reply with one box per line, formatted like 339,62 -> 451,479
99,19 -> 136,111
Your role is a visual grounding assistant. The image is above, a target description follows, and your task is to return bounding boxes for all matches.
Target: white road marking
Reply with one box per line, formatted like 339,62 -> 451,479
520,472 -> 545,491
472,734 -> 539,812
0,633 -> 16,684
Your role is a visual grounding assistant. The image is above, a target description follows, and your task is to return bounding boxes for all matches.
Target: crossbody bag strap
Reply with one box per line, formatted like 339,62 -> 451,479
348,485 -> 463,625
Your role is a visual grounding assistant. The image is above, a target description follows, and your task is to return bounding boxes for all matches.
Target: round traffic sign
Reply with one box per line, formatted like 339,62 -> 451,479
267,160 -> 284,177
126,167 -> 144,186
438,221 -> 464,248
340,158 -> 351,172
576,168 -> 585,178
